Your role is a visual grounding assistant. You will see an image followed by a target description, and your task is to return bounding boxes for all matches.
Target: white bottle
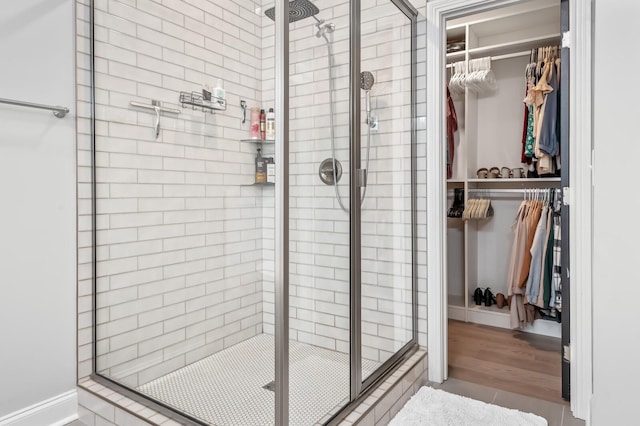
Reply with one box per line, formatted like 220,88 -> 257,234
266,108 -> 275,140
213,79 -> 225,100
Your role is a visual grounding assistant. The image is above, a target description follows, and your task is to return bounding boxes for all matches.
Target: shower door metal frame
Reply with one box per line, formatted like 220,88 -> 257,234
87,0 -> 418,424
349,0 -> 363,400
274,0 -> 290,424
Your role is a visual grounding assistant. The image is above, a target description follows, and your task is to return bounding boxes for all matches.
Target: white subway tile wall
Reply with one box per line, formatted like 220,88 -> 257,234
76,0 -> 427,396
261,0 -> 420,367
92,0 -> 266,386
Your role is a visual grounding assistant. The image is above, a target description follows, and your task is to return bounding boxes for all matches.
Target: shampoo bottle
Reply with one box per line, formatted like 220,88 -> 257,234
255,148 -> 266,183
266,157 -> 275,183
260,109 -> 266,140
266,108 -> 275,140
250,107 -> 260,139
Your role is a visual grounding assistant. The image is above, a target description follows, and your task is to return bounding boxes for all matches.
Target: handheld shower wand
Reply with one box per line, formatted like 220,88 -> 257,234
359,71 -> 375,204
360,71 -> 374,126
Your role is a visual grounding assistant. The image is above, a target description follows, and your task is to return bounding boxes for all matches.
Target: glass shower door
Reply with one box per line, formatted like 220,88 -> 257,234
360,0 -> 416,383
285,0 -> 353,422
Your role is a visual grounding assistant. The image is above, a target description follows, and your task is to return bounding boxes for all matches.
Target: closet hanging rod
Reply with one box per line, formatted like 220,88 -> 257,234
490,50 -> 531,61
446,50 -> 534,68
466,188 -> 558,193
0,97 -> 69,118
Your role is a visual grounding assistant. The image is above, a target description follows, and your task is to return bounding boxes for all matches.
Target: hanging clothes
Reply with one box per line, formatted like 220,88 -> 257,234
538,60 -> 560,157
517,200 -> 542,287
520,46 -> 562,176
507,191 -> 563,329
521,62 -> 536,162
446,86 -> 458,179
507,201 -> 532,329
525,205 -> 549,304
535,205 -> 554,308
552,189 -> 562,311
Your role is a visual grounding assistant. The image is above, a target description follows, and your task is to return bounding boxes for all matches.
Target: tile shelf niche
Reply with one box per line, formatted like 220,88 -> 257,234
242,182 -> 274,186
242,137 -> 275,187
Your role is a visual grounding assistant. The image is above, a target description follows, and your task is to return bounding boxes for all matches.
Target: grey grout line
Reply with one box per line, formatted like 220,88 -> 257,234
560,405 -> 565,426
490,390 -> 498,404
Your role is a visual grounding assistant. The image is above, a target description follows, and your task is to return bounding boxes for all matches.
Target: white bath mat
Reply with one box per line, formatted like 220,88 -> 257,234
389,386 -> 548,426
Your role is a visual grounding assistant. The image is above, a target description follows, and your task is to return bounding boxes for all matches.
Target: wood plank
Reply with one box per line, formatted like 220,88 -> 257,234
448,319 -> 566,405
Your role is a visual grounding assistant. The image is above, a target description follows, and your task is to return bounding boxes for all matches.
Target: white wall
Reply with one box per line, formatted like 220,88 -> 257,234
591,1 -> 640,423
0,0 -> 77,423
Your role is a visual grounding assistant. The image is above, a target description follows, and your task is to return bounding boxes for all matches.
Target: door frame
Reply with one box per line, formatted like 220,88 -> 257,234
425,0 -> 593,420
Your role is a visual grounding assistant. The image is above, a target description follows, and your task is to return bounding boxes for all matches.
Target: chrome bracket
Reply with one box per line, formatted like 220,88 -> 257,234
357,169 -> 367,188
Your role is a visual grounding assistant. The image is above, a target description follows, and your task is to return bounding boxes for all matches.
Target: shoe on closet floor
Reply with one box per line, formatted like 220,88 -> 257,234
496,292 -> 506,308
484,288 -> 497,307
473,288 -> 484,305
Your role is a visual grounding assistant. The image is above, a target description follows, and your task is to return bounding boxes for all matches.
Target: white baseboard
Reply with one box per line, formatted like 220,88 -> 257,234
0,390 -> 78,426
449,304 -> 562,339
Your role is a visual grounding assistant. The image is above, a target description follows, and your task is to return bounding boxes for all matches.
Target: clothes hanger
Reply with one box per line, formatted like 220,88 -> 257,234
462,198 -> 471,220
479,191 -> 491,218
477,192 -> 486,219
472,198 -> 480,219
484,57 -> 497,92
486,199 -> 494,218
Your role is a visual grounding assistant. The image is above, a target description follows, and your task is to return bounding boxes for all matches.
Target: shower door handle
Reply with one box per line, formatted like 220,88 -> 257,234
356,169 -> 367,188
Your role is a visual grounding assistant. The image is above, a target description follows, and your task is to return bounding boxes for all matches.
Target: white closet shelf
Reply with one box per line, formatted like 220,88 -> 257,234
468,300 -> 510,317
467,33 -> 561,59
446,51 -> 465,63
467,177 -> 560,183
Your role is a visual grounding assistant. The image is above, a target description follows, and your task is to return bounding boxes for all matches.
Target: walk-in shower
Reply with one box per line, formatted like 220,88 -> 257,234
89,0 -> 418,424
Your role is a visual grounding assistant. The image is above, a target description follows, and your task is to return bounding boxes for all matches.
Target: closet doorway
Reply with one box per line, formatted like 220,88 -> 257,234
429,0 -> 571,406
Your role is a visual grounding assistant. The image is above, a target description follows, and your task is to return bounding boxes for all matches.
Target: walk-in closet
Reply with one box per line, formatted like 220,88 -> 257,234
443,0 -> 569,403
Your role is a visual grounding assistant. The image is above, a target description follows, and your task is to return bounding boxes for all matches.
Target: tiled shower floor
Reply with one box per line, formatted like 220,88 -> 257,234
138,334 -> 380,426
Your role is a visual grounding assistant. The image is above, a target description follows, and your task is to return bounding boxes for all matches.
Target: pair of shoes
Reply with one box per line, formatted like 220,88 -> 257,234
473,287 -> 497,307
447,188 -> 465,218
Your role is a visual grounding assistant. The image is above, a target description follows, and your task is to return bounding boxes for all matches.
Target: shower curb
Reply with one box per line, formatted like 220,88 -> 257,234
74,349 -> 427,426
330,349 -> 428,426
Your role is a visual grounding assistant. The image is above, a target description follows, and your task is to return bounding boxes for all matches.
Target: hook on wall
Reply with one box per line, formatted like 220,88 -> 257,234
130,99 -> 181,139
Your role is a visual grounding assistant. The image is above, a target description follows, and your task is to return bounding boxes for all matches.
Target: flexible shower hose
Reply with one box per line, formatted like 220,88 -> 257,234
322,34 -> 371,213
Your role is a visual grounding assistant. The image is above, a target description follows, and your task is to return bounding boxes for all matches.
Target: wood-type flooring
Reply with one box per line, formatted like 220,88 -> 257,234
448,319 -> 565,404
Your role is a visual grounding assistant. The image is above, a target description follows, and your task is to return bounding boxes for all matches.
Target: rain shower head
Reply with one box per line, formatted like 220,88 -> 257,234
265,0 -> 320,23
360,71 -> 375,91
